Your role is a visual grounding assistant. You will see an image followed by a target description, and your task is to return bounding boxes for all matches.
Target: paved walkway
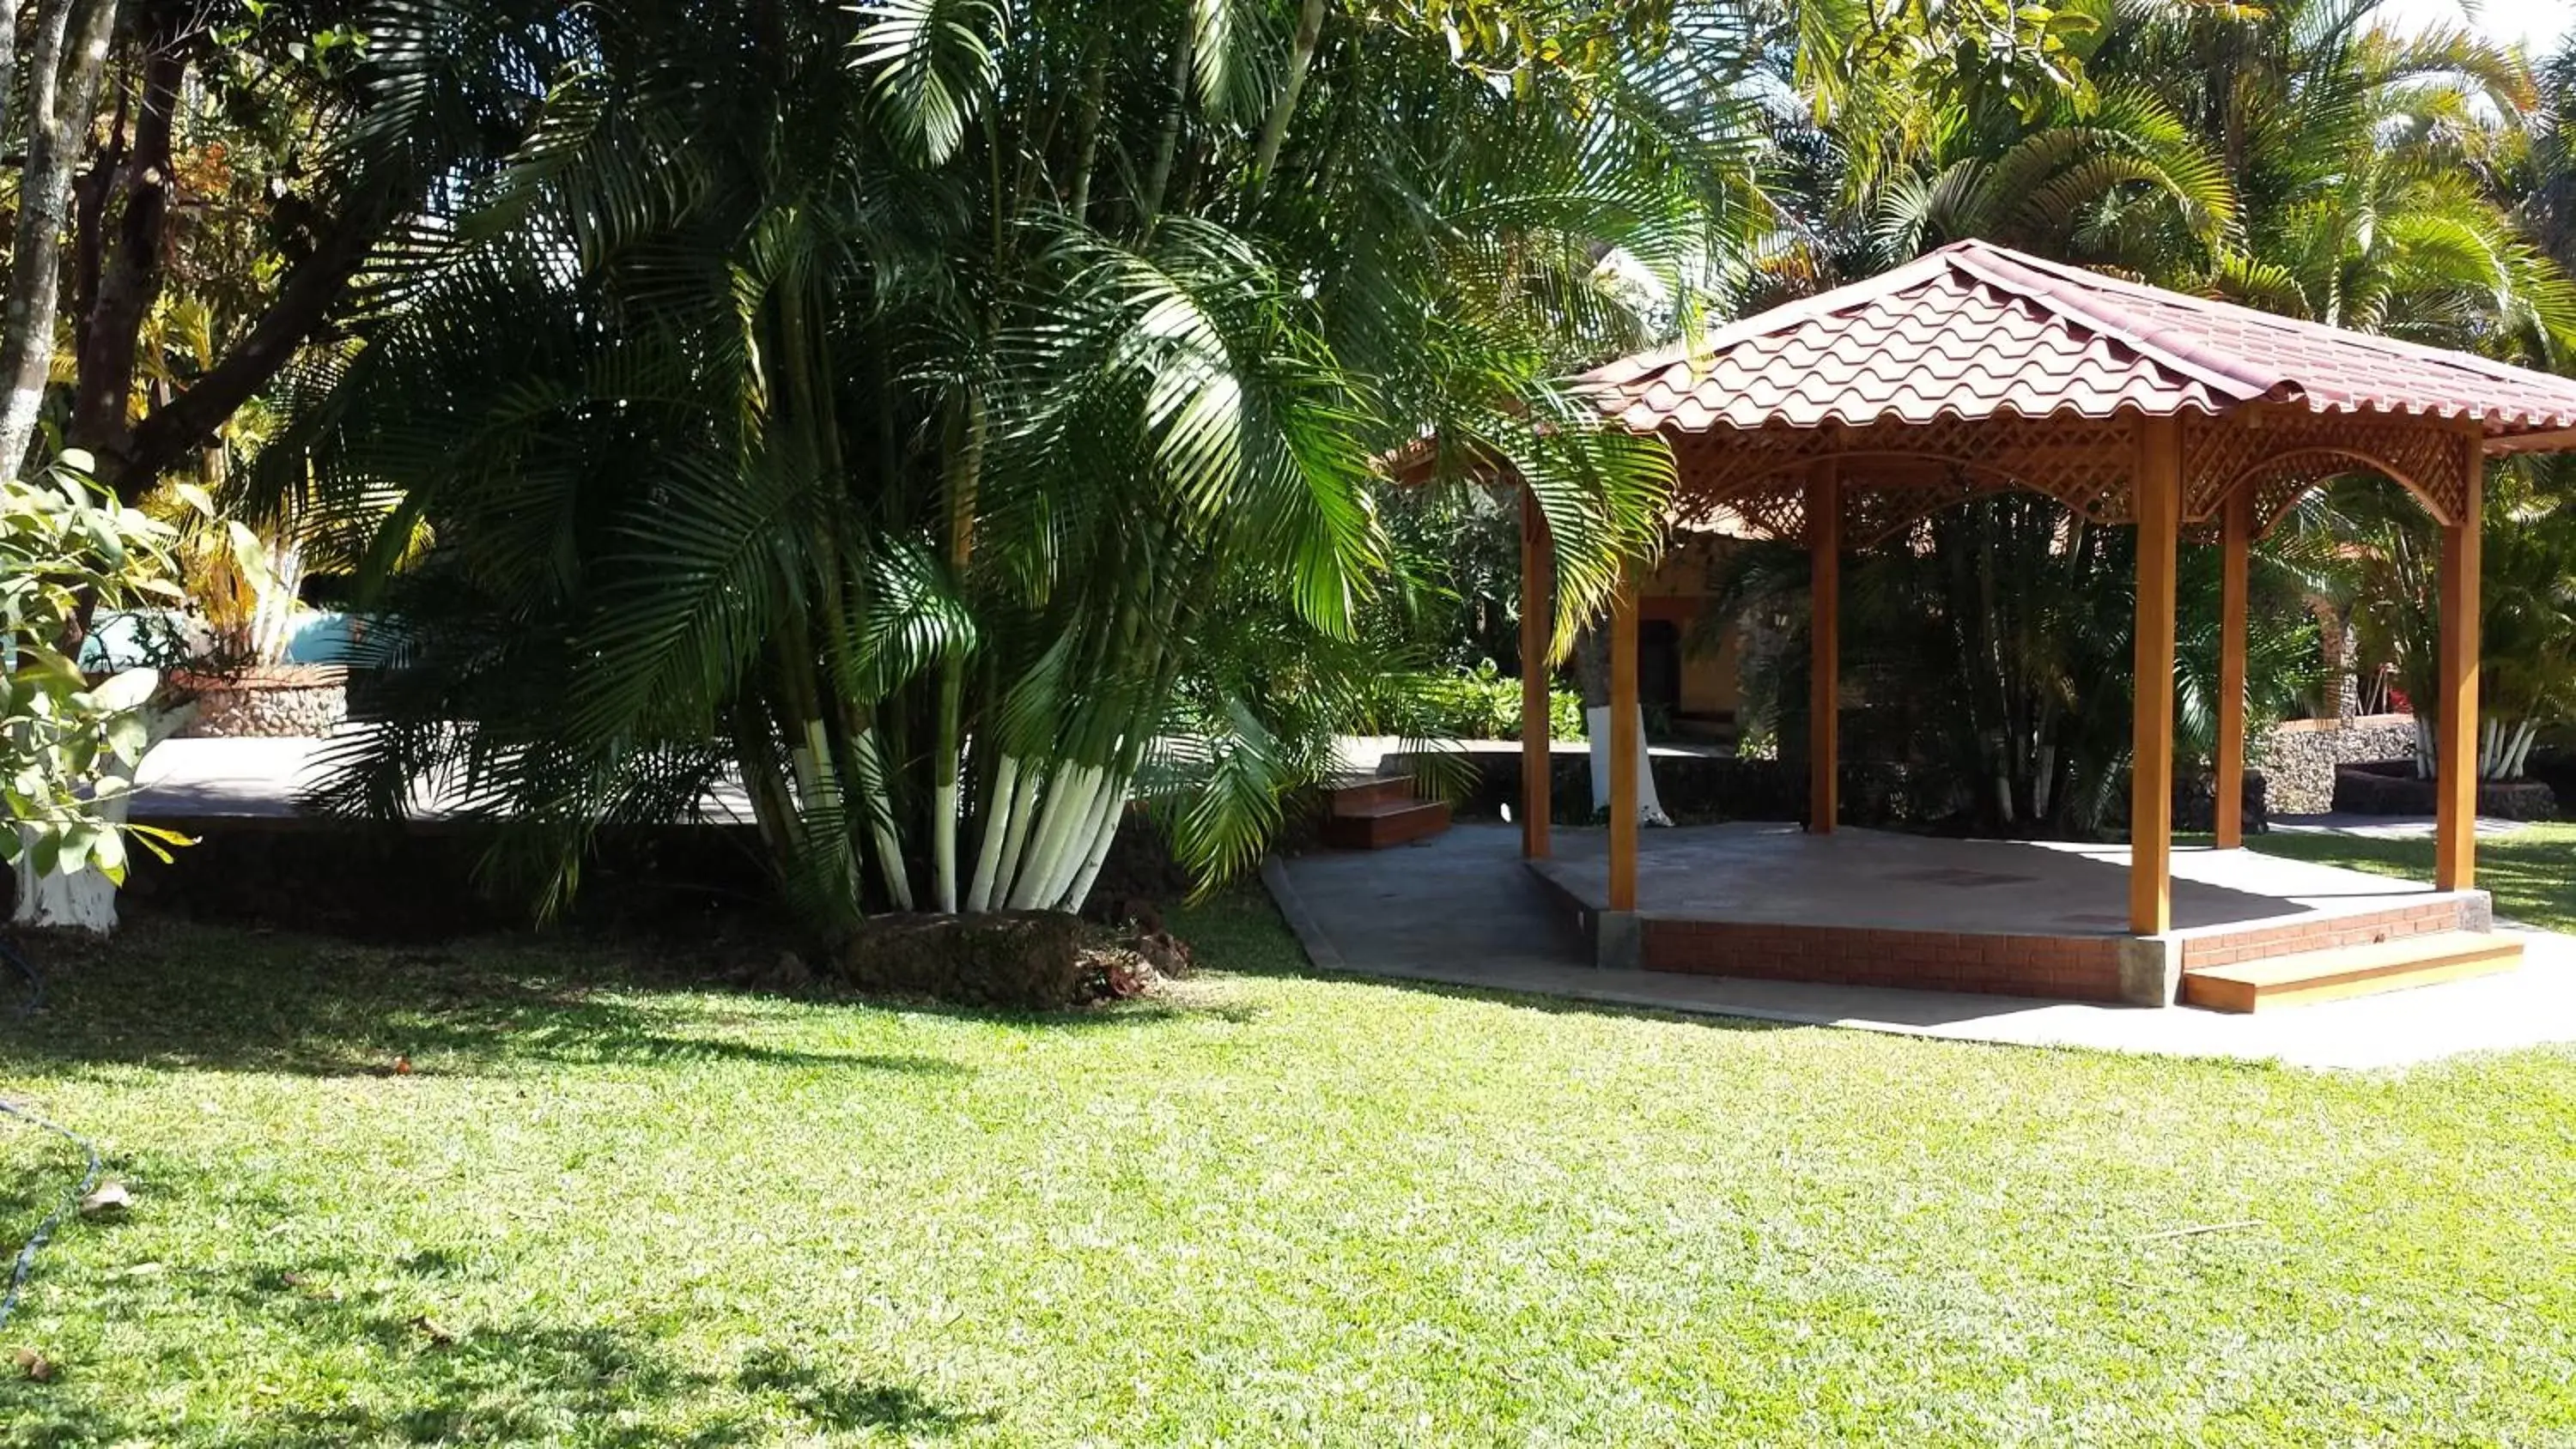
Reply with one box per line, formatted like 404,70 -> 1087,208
1528,821 -> 2454,934
1264,825 -> 2576,1070
131,737 -> 754,821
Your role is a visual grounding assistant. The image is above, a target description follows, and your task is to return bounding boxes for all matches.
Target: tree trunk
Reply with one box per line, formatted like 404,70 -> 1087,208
11,703 -> 187,935
0,0 -> 21,148
0,0 -> 118,477
1248,0 -> 1327,198
11,834 -> 122,931
70,14 -> 186,470
116,194 -> 387,499
1140,9 -> 1194,227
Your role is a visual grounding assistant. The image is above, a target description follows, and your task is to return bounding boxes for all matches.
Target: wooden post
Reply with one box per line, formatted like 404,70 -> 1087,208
2436,441 -> 2483,891
2214,486 -> 2251,850
1608,573 -> 1640,912
2130,416 -> 2182,936
1518,488 -> 1553,860
1807,459 -> 1840,834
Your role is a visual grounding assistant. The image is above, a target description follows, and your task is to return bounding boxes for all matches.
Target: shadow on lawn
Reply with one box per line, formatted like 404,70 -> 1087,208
0,910 -> 1212,1080
0,920 -> 993,1080
3,1283 -> 975,1446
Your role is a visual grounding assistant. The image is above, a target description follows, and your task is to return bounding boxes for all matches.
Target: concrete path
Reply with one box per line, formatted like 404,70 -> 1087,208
1527,821 -> 2456,935
1264,825 -> 2576,1070
131,736 -> 755,822
2270,812 -> 2535,840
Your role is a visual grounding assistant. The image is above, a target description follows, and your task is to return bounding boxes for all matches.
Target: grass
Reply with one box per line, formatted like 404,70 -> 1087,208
0,899 -> 2572,1446
2250,822 -> 2576,934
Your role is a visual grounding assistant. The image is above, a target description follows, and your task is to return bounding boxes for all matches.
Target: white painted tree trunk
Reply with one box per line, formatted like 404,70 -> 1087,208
849,726 -> 912,911
1008,764 -> 1100,909
990,762 -> 1044,912
1584,704 -> 1671,826
963,753 -> 1020,913
10,802 -> 123,932
930,779 -> 959,913
1057,779 -> 1130,913
9,702 -> 179,934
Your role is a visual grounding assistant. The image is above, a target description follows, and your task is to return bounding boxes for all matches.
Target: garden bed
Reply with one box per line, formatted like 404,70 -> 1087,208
169,665 -> 349,738
2332,759 -> 2559,819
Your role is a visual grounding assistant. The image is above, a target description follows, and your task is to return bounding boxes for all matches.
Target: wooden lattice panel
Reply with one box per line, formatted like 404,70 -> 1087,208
1843,476 -> 2018,548
1664,407 -> 2477,547
2183,409 -> 2475,531
1667,414 -> 2137,544
1669,482 -> 1804,541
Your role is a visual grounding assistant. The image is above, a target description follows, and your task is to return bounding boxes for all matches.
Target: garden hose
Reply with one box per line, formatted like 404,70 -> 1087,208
0,936 -> 103,1335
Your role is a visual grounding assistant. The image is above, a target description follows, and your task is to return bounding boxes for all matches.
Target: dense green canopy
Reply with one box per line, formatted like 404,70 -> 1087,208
237,0 -> 2576,917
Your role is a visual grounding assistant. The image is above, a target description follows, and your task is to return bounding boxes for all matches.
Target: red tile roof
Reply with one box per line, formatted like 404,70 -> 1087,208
1579,239 -> 2576,445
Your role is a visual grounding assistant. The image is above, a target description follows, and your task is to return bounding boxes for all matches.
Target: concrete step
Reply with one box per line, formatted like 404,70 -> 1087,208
1325,775 -> 1419,816
2181,931 -> 2523,1013
1318,798 -> 1452,851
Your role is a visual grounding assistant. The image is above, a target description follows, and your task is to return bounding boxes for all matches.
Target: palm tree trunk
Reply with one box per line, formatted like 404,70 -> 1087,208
1066,45 -> 1108,222
1141,10 -> 1195,226
1010,762 -> 1100,909
1058,775 -> 1129,912
1249,0 -> 1327,198
990,760 -> 1045,909
931,396 -> 986,912
964,752 -> 1019,912
851,725 -> 914,911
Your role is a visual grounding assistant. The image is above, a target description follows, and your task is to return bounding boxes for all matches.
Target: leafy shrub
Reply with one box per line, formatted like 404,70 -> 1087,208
1346,661 -> 1583,742
3,454 -> 191,887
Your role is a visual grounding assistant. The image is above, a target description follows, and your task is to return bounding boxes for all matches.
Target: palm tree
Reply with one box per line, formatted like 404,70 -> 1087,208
270,0 -> 1772,934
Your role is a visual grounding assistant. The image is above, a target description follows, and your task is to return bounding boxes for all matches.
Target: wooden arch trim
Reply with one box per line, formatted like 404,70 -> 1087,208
2181,409 -> 2477,536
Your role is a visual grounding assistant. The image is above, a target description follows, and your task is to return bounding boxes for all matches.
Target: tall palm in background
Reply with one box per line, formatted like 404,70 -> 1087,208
271,0 -> 1775,932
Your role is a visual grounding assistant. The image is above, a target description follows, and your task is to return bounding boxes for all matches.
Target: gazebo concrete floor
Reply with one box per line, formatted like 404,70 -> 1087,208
1261,825 -> 2576,1069
1523,822 -> 2491,1002
1530,821 -> 2467,934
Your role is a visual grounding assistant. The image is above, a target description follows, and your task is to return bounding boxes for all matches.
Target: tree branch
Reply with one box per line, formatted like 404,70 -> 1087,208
1248,0 -> 1327,201
114,201 -> 386,496
70,27 -> 184,466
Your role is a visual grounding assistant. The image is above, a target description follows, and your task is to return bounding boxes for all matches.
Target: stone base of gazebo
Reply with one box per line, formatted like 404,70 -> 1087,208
1528,825 -> 2508,1008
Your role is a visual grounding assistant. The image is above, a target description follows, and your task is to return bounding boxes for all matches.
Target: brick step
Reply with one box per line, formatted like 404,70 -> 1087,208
1318,798 -> 1452,850
2180,931 -> 2523,1013
1324,775 -> 1419,816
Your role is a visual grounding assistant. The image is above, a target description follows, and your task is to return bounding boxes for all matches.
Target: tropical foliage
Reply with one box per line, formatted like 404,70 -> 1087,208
2,454 -> 191,926
264,0 -> 1771,934
1698,0 -> 2576,824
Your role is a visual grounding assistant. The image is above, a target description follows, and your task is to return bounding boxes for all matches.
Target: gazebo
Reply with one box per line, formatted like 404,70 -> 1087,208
1515,239 -> 2576,1008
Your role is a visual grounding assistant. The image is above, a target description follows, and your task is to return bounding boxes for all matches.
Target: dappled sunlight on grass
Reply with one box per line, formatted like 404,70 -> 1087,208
2253,823 -> 2576,934
0,897 -> 2573,1443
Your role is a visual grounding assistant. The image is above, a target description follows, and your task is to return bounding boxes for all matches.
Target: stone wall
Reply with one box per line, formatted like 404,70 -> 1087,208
2251,712 -> 2415,816
172,666 -> 349,738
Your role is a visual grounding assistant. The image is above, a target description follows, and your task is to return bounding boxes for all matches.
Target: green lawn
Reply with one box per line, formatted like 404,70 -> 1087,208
3,900 -> 2574,1446
2251,822 -> 2576,934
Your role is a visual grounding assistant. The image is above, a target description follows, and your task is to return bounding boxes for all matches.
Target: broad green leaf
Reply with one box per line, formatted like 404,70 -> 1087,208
91,668 -> 161,713
104,712 -> 150,767
89,828 -> 126,883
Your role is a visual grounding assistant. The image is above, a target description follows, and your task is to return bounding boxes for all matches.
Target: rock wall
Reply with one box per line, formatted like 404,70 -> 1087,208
173,667 -> 349,738
2252,713 -> 2416,816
